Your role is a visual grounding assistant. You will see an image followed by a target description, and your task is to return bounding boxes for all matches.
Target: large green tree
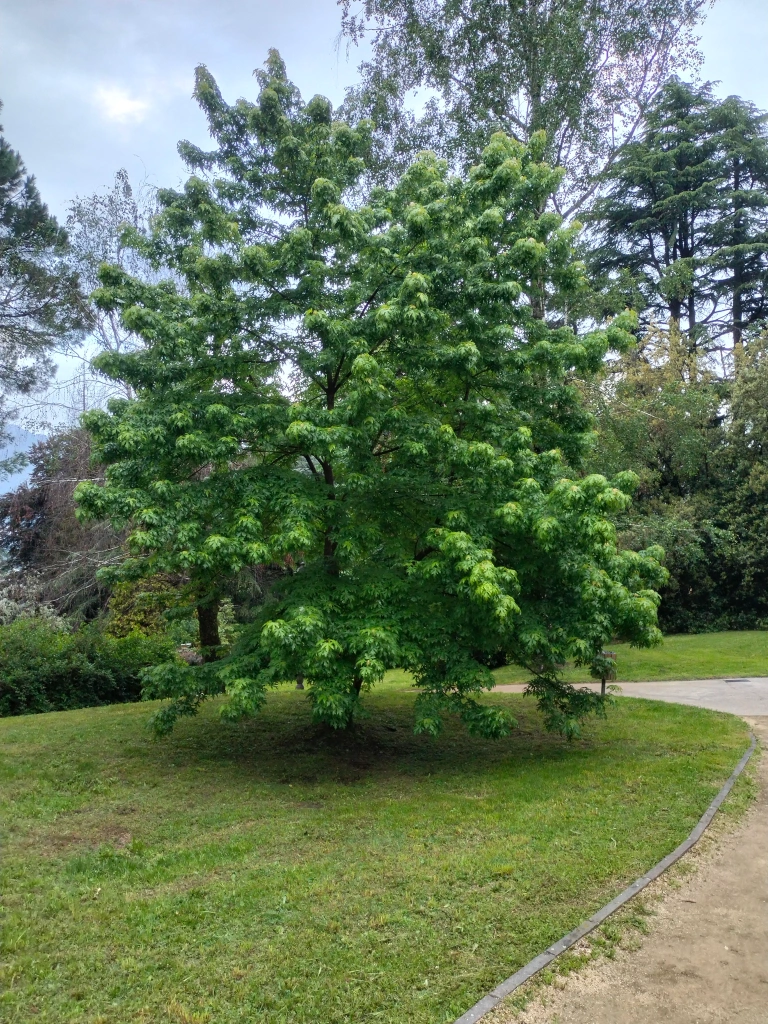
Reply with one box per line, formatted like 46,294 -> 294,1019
77,54 -> 664,738
340,0 -> 709,211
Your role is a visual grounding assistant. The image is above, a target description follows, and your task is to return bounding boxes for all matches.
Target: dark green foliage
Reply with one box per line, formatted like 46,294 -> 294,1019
76,54 -> 665,740
587,330 -> 768,633
583,79 -> 768,631
588,79 -> 768,363
105,576 -> 181,639
0,103 -> 85,439
0,617 -> 176,716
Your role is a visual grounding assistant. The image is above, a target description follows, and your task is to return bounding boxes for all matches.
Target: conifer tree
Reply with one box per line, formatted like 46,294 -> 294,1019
0,103 -> 85,438
77,54 -> 665,738
589,79 -> 768,370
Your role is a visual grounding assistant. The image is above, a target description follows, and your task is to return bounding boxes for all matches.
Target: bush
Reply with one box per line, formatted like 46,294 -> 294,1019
0,617 -> 177,716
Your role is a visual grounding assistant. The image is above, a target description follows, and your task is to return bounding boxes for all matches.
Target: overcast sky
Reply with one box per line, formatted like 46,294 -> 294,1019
2,0 -> 768,222
0,0 -> 356,219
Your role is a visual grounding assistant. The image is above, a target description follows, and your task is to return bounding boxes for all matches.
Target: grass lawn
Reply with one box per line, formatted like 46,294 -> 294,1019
0,682 -> 753,1024
493,630 -> 768,685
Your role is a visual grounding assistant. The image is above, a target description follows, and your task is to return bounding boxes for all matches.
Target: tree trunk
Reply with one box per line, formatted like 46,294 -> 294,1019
732,157 -> 745,370
196,600 -> 221,663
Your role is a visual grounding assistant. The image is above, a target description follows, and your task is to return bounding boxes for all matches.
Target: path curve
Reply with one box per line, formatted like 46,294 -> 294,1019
486,679 -> 768,1024
494,676 -> 768,716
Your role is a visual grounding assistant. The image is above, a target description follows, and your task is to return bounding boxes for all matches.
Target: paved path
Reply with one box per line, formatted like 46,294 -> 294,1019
487,684 -> 768,1024
494,677 -> 768,716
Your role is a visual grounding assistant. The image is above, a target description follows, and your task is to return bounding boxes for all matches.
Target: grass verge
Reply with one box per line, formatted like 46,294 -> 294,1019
0,686 -> 752,1024
493,629 -> 768,684
486,734 -> 761,1021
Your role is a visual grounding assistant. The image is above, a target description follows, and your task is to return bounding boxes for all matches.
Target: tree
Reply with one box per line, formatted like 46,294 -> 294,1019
583,327 -> 731,632
339,0 -> 710,211
77,53 -> 665,739
583,318 -> 768,632
708,96 -> 768,361
0,103 -> 85,448
588,79 -> 768,372
0,429 -> 121,620
64,169 -> 160,407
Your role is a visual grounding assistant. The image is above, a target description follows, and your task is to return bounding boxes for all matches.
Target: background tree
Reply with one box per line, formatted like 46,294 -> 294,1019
63,169 -> 160,406
0,102 -> 85,455
588,79 -> 768,372
583,81 -> 768,631
584,321 -> 768,632
339,0 -> 710,211
0,429 -> 121,620
77,53 -> 665,739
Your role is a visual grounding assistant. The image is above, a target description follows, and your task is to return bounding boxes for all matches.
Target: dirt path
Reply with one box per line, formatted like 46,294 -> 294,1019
488,716 -> 768,1024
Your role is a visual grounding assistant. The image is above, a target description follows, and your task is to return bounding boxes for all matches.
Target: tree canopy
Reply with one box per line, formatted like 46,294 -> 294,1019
75,53 -> 665,739
340,0 -> 709,210
588,78 -> 768,370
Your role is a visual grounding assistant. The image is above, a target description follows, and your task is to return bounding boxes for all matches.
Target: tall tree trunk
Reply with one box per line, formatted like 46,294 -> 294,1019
197,600 -> 221,663
732,157 -> 745,371
687,293 -> 697,363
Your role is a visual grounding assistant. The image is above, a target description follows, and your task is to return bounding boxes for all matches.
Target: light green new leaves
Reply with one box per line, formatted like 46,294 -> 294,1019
77,53 -> 664,740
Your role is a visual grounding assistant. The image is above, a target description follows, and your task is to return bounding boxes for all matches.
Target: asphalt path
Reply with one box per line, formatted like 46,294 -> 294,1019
494,677 -> 768,716
488,678 -> 768,1024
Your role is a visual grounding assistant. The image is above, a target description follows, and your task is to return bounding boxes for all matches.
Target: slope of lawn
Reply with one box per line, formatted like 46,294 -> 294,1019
494,630 -> 768,685
0,686 -> 752,1024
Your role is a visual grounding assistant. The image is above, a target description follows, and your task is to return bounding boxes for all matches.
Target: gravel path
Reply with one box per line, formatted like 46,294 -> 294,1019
485,681 -> 768,1024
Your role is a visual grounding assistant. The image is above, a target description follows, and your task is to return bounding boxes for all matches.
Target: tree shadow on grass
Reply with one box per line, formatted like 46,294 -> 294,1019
141,689 -> 599,788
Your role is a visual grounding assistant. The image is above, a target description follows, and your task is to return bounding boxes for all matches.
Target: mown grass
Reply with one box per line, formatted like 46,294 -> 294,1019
0,684 -> 751,1024
494,629 -> 768,685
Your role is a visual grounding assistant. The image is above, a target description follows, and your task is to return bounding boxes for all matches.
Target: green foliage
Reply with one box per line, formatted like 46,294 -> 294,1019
76,53 -> 664,739
589,79 -> 768,362
0,617 -> 176,717
582,78 -> 768,630
340,0 -> 708,206
586,328 -> 768,632
105,575 -> 180,638
0,102 -> 85,440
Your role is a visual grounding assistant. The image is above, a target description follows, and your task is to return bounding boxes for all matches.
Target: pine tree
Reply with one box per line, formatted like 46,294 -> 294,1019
0,103 -> 85,439
589,79 -> 768,372
77,54 -> 665,739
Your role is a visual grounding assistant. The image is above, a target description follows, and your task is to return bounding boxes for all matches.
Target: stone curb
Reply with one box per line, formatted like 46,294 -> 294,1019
453,732 -> 758,1024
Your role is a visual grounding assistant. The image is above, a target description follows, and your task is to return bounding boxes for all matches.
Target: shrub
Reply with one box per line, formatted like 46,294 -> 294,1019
105,575 -> 183,638
0,617 -> 176,716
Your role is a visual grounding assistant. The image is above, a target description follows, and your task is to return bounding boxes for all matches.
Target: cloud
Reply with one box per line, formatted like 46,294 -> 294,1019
94,85 -> 151,124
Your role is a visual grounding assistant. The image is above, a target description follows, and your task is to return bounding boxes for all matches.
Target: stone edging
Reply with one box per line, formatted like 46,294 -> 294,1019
453,733 -> 758,1024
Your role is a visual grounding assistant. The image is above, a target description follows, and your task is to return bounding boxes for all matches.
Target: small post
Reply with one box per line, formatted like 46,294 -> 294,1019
600,651 -> 617,697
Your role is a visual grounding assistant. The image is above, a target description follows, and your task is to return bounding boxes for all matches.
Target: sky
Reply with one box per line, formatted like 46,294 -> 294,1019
0,0 -> 358,219
2,0 -> 768,222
